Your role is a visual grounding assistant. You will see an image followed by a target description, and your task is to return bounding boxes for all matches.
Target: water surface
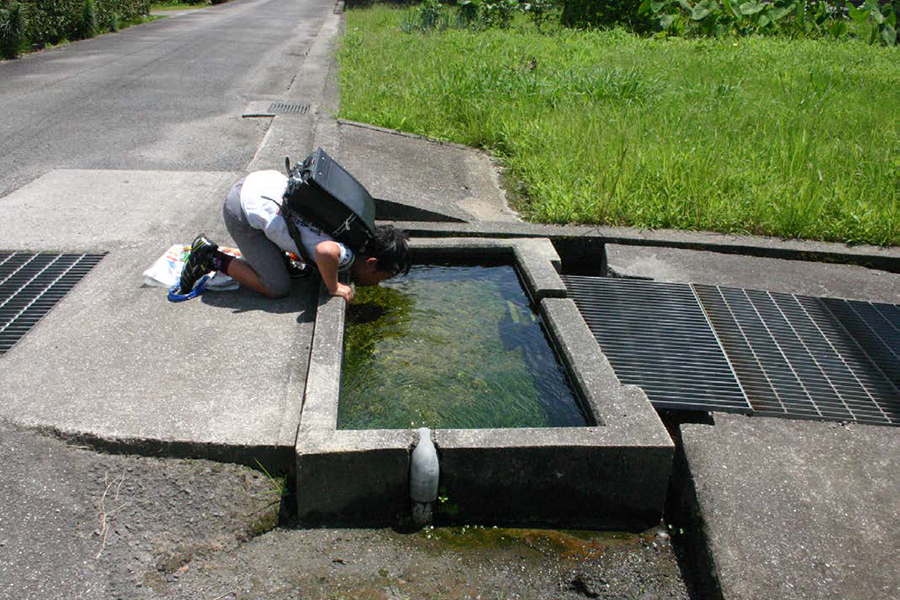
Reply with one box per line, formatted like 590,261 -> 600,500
338,265 -> 587,430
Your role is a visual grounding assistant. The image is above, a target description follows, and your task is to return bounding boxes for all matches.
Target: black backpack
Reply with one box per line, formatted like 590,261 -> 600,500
282,148 -> 376,255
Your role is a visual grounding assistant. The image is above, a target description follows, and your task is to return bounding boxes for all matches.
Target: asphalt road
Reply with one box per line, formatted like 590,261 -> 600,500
0,0 -> 334,200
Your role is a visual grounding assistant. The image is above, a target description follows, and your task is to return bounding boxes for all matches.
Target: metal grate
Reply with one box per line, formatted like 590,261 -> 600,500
697,285 -> 899,426
820,297 -> 900,391
562,276 -> 751,413
564,276 -> 900,427
268,102 -> 310,115
0,252 -> 105,355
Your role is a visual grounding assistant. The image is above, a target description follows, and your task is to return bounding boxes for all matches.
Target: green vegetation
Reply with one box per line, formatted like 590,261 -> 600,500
640,0 -> 896,45
340,5 -> 899,245
0,1 -> 151,57
561,0 -> 897,45
79,0 -> 98,39
339,265 -> 584,430
0,2 -> 26,58
418,524 -> 644,556
151,0 -> 228,8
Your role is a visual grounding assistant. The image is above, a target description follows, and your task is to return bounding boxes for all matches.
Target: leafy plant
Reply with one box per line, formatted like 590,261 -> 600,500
457,0 -> 486,27
482,0 -> 520,28
420,0 -> 443,28
639,0 -> 896,44
561,0 -> 651,29
849,0 -> 897,45
80,0 -> 98,39
435,487 -> 459,517
0,1 -> 27,58
400,0 -> 453,32
523,0 -> 557,31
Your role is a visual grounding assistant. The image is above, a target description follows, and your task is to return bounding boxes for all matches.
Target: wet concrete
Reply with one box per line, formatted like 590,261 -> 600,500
138,523 -> 691,600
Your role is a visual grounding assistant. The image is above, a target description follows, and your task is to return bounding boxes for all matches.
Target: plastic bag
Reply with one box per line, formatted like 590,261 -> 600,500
142,244 -> 241,291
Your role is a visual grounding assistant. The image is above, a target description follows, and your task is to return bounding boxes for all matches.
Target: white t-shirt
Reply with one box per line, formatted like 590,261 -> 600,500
239,170 -> 355,271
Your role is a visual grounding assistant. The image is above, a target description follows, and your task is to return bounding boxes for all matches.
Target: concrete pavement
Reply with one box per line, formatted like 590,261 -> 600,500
0,0 -> 335,199
675,415 -> 899,600
0,169 -> 315,462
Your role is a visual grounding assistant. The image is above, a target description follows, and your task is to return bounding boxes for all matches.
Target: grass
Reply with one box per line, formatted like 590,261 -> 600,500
339,7 -> 899,246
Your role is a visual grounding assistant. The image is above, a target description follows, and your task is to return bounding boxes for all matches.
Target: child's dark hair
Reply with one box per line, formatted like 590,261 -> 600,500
367,225 -> 411,276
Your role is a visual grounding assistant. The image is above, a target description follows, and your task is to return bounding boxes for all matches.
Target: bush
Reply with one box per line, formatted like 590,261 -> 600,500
0,1 -> 27,58
482,0 -> 520,28
19,1 -> 149,48
458,0 -> 482,24
561,0 -> 652,29
400,0 -> 453,31
79,0 -> 97,38
522,0 -> 557,31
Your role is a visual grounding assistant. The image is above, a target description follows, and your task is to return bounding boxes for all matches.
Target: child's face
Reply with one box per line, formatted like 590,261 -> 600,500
351,257 -> 395,287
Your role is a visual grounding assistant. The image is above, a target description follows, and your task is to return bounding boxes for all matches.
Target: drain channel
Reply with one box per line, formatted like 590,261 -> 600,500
0,252 -> 105,355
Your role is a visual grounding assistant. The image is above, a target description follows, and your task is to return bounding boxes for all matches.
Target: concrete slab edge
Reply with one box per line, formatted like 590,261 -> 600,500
336,119 -> 475,152
297,285 -> 345,433
409,237 -> 566,301
388,221 -> 900,273
25,422 -> 294,473
663,422 -> 727,600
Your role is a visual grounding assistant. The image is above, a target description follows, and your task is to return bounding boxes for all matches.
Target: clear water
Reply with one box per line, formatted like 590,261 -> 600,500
338,265 -> 588,430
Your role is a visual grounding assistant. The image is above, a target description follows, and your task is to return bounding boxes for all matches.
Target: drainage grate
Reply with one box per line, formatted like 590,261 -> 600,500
268,102 -> 310,115
564,276 -> 900,426
562,276 -> 751,413
697,285 -> 899,426
0,252 -> 105,355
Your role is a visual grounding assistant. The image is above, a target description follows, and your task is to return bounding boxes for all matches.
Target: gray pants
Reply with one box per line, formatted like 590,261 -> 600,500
223,180 -> 292,297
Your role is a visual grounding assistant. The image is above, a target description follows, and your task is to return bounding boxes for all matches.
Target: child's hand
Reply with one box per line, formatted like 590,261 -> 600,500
332,282 -> 355,303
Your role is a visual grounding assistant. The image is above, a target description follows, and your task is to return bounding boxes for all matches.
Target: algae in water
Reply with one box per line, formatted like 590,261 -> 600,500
339,265 -> 585,430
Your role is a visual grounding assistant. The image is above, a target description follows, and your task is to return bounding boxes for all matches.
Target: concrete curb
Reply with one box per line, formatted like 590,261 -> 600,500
336,119 -> 475,152
384,221 -> 900,273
